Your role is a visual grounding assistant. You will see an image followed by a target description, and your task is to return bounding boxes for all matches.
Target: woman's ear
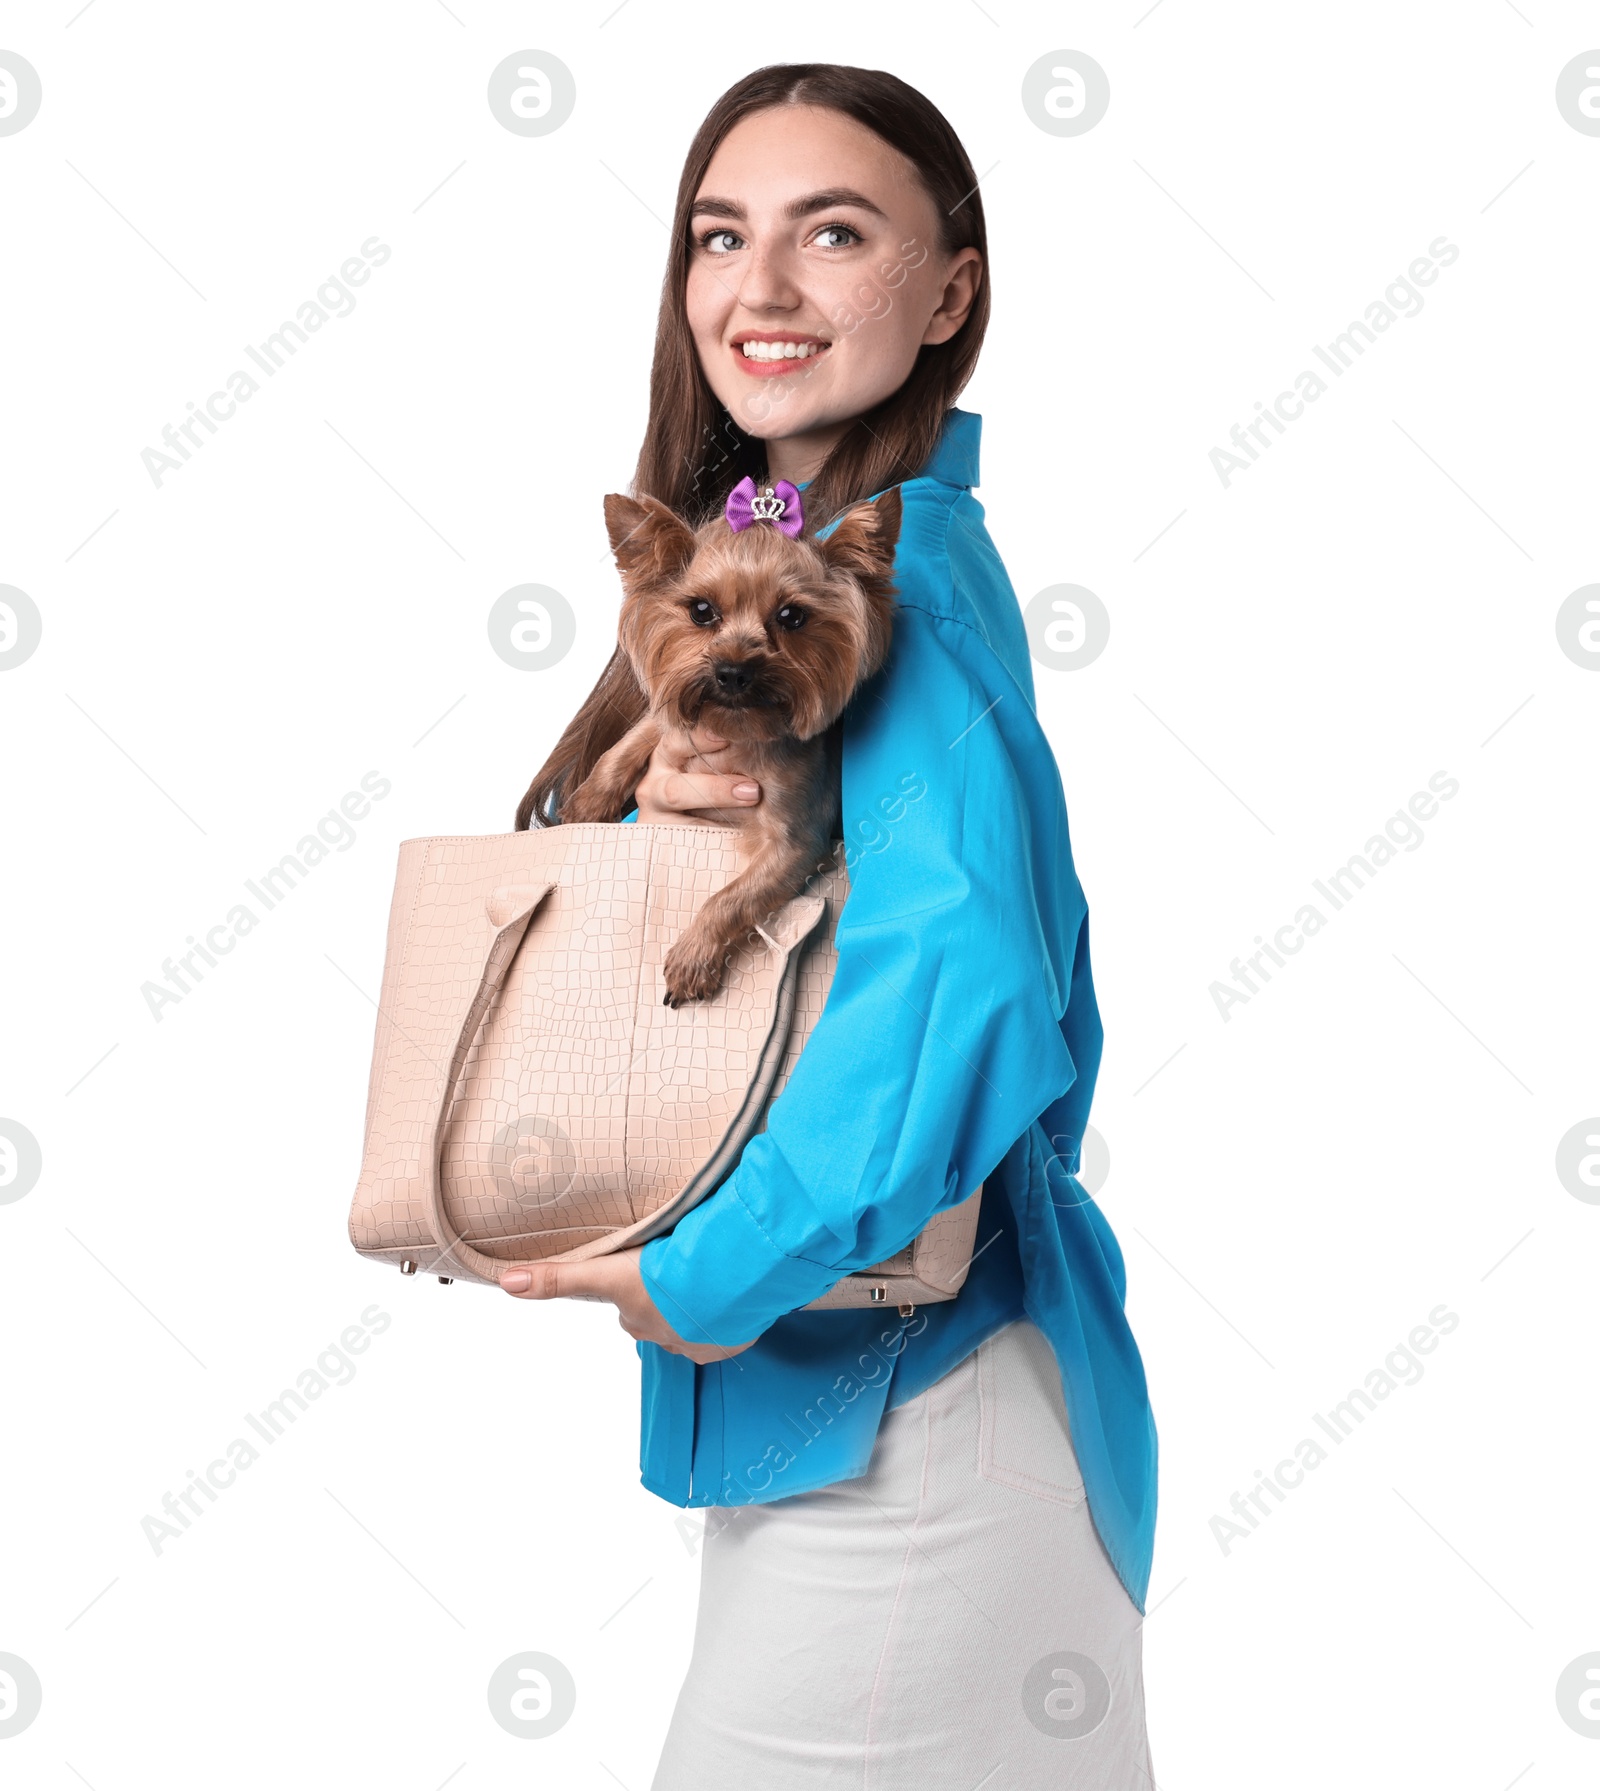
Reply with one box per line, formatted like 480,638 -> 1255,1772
603,493 -> 698,587
921,247 -> 984,346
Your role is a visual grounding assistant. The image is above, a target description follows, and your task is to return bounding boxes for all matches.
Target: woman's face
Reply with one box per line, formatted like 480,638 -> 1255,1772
685,104 -> 983,482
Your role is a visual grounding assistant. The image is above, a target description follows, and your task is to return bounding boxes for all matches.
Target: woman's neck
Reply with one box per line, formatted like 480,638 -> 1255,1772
762,419 -> 852,487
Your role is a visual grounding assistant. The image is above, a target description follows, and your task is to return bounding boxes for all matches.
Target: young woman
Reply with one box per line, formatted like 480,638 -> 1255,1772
504,64 -> 1159,1789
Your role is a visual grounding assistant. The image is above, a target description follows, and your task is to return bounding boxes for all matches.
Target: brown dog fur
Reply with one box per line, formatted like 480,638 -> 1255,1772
563,485 -> 903,1006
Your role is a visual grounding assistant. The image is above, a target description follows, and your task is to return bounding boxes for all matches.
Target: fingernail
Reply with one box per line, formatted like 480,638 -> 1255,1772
733,782 -> 759,801
501,1270 -> 531,1293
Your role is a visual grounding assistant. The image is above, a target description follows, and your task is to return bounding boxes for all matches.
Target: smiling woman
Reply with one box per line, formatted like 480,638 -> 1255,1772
508,63 -> 1158,1791
674,96 -> 985,505
686,122 -> 982,478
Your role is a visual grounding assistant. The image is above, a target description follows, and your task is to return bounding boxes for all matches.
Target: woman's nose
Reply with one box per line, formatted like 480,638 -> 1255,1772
736,245 -> 801,313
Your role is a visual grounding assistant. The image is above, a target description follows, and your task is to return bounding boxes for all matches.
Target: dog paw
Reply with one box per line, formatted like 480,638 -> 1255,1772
661,937 -> 728,1007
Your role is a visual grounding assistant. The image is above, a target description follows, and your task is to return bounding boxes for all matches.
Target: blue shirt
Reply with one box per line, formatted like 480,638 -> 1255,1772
621,408 -> 1158,1612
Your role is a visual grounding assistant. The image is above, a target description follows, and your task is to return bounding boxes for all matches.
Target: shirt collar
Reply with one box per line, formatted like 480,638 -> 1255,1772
917,406 -> 981,490
793,407 -> 981,498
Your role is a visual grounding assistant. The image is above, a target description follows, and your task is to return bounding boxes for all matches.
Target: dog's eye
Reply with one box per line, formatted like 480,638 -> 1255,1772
686,599 -> 720,627
775,604 -> 807,631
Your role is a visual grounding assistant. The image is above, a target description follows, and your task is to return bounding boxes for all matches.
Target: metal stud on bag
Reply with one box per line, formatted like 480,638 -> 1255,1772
438,1277 -> 453,1284
865,1287 -> 916,1316
400,1258 -> 418,1276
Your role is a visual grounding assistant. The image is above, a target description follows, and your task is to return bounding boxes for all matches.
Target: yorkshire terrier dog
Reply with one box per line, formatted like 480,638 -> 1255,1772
562,476 -> 903,1007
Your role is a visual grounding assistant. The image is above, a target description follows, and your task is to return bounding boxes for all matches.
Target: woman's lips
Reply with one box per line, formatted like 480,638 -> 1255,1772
730,337 -> 831,380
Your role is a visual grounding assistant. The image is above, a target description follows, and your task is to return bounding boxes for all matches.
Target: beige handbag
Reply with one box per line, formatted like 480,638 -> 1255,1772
347,823 -> 982,1315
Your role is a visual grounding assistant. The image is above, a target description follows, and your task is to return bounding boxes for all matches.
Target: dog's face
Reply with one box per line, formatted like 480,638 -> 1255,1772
601,486 -> 902,745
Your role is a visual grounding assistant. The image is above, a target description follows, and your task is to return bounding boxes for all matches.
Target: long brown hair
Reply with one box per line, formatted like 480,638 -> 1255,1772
517,63 -> 989,830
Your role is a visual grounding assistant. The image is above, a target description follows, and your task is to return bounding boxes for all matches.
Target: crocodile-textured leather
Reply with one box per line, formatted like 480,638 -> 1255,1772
348,825 -> 982,1307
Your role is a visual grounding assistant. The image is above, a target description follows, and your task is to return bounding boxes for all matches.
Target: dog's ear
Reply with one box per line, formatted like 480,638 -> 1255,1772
603,493 -> 697,588
817,486 -> 903,582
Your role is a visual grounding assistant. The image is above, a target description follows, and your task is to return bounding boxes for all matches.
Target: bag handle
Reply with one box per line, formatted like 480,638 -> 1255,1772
418,876 -> 832,1284
421,881 -> 558,1283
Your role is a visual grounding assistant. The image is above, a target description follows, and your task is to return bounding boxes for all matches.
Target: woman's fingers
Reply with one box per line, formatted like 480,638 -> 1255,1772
633,759 -> 760,822
658,768 -> 761,813
497,1255 -> 759,1362
628,723 -> 761,823
499,1261 -> 608,1301
499,1254 -> 674,1347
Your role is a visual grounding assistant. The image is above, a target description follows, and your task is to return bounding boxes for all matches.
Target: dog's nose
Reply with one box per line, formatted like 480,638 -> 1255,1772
712,660 -> 754,694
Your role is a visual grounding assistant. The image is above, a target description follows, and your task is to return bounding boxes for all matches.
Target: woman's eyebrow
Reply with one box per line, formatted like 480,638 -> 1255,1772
689,195 -> 746,221
787,186 -> 888,222
688,187 -> 889,224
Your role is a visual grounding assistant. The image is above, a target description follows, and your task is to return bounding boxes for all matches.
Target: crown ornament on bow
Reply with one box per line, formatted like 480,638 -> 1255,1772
725,476 -> 804,538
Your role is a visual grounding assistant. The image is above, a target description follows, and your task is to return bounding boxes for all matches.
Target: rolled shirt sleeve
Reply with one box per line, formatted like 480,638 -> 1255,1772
638,583 -> 1092,1348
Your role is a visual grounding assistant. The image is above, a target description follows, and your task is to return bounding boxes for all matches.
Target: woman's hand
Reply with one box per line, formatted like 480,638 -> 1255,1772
498,1248 -> 757,1364
632,724 -> 761,827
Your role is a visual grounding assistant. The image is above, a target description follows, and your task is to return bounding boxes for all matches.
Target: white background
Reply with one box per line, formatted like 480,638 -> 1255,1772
2,2 -> 1596,1786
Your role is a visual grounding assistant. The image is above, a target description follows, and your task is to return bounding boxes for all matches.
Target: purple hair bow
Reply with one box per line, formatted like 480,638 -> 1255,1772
725,476 -> 804,538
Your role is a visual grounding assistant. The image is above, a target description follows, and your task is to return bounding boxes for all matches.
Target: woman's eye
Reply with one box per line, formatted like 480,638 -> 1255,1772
699,228 -> 743,255
688,599 -> 720,627
812,223 -> 862,249
775,604 -> 806,631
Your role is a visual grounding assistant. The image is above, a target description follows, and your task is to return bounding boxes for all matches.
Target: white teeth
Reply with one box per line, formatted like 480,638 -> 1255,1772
740,340 -> 826,361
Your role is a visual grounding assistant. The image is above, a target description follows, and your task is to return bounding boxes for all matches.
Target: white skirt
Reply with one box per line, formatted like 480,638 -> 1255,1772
652,1318 -> 1154,1790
